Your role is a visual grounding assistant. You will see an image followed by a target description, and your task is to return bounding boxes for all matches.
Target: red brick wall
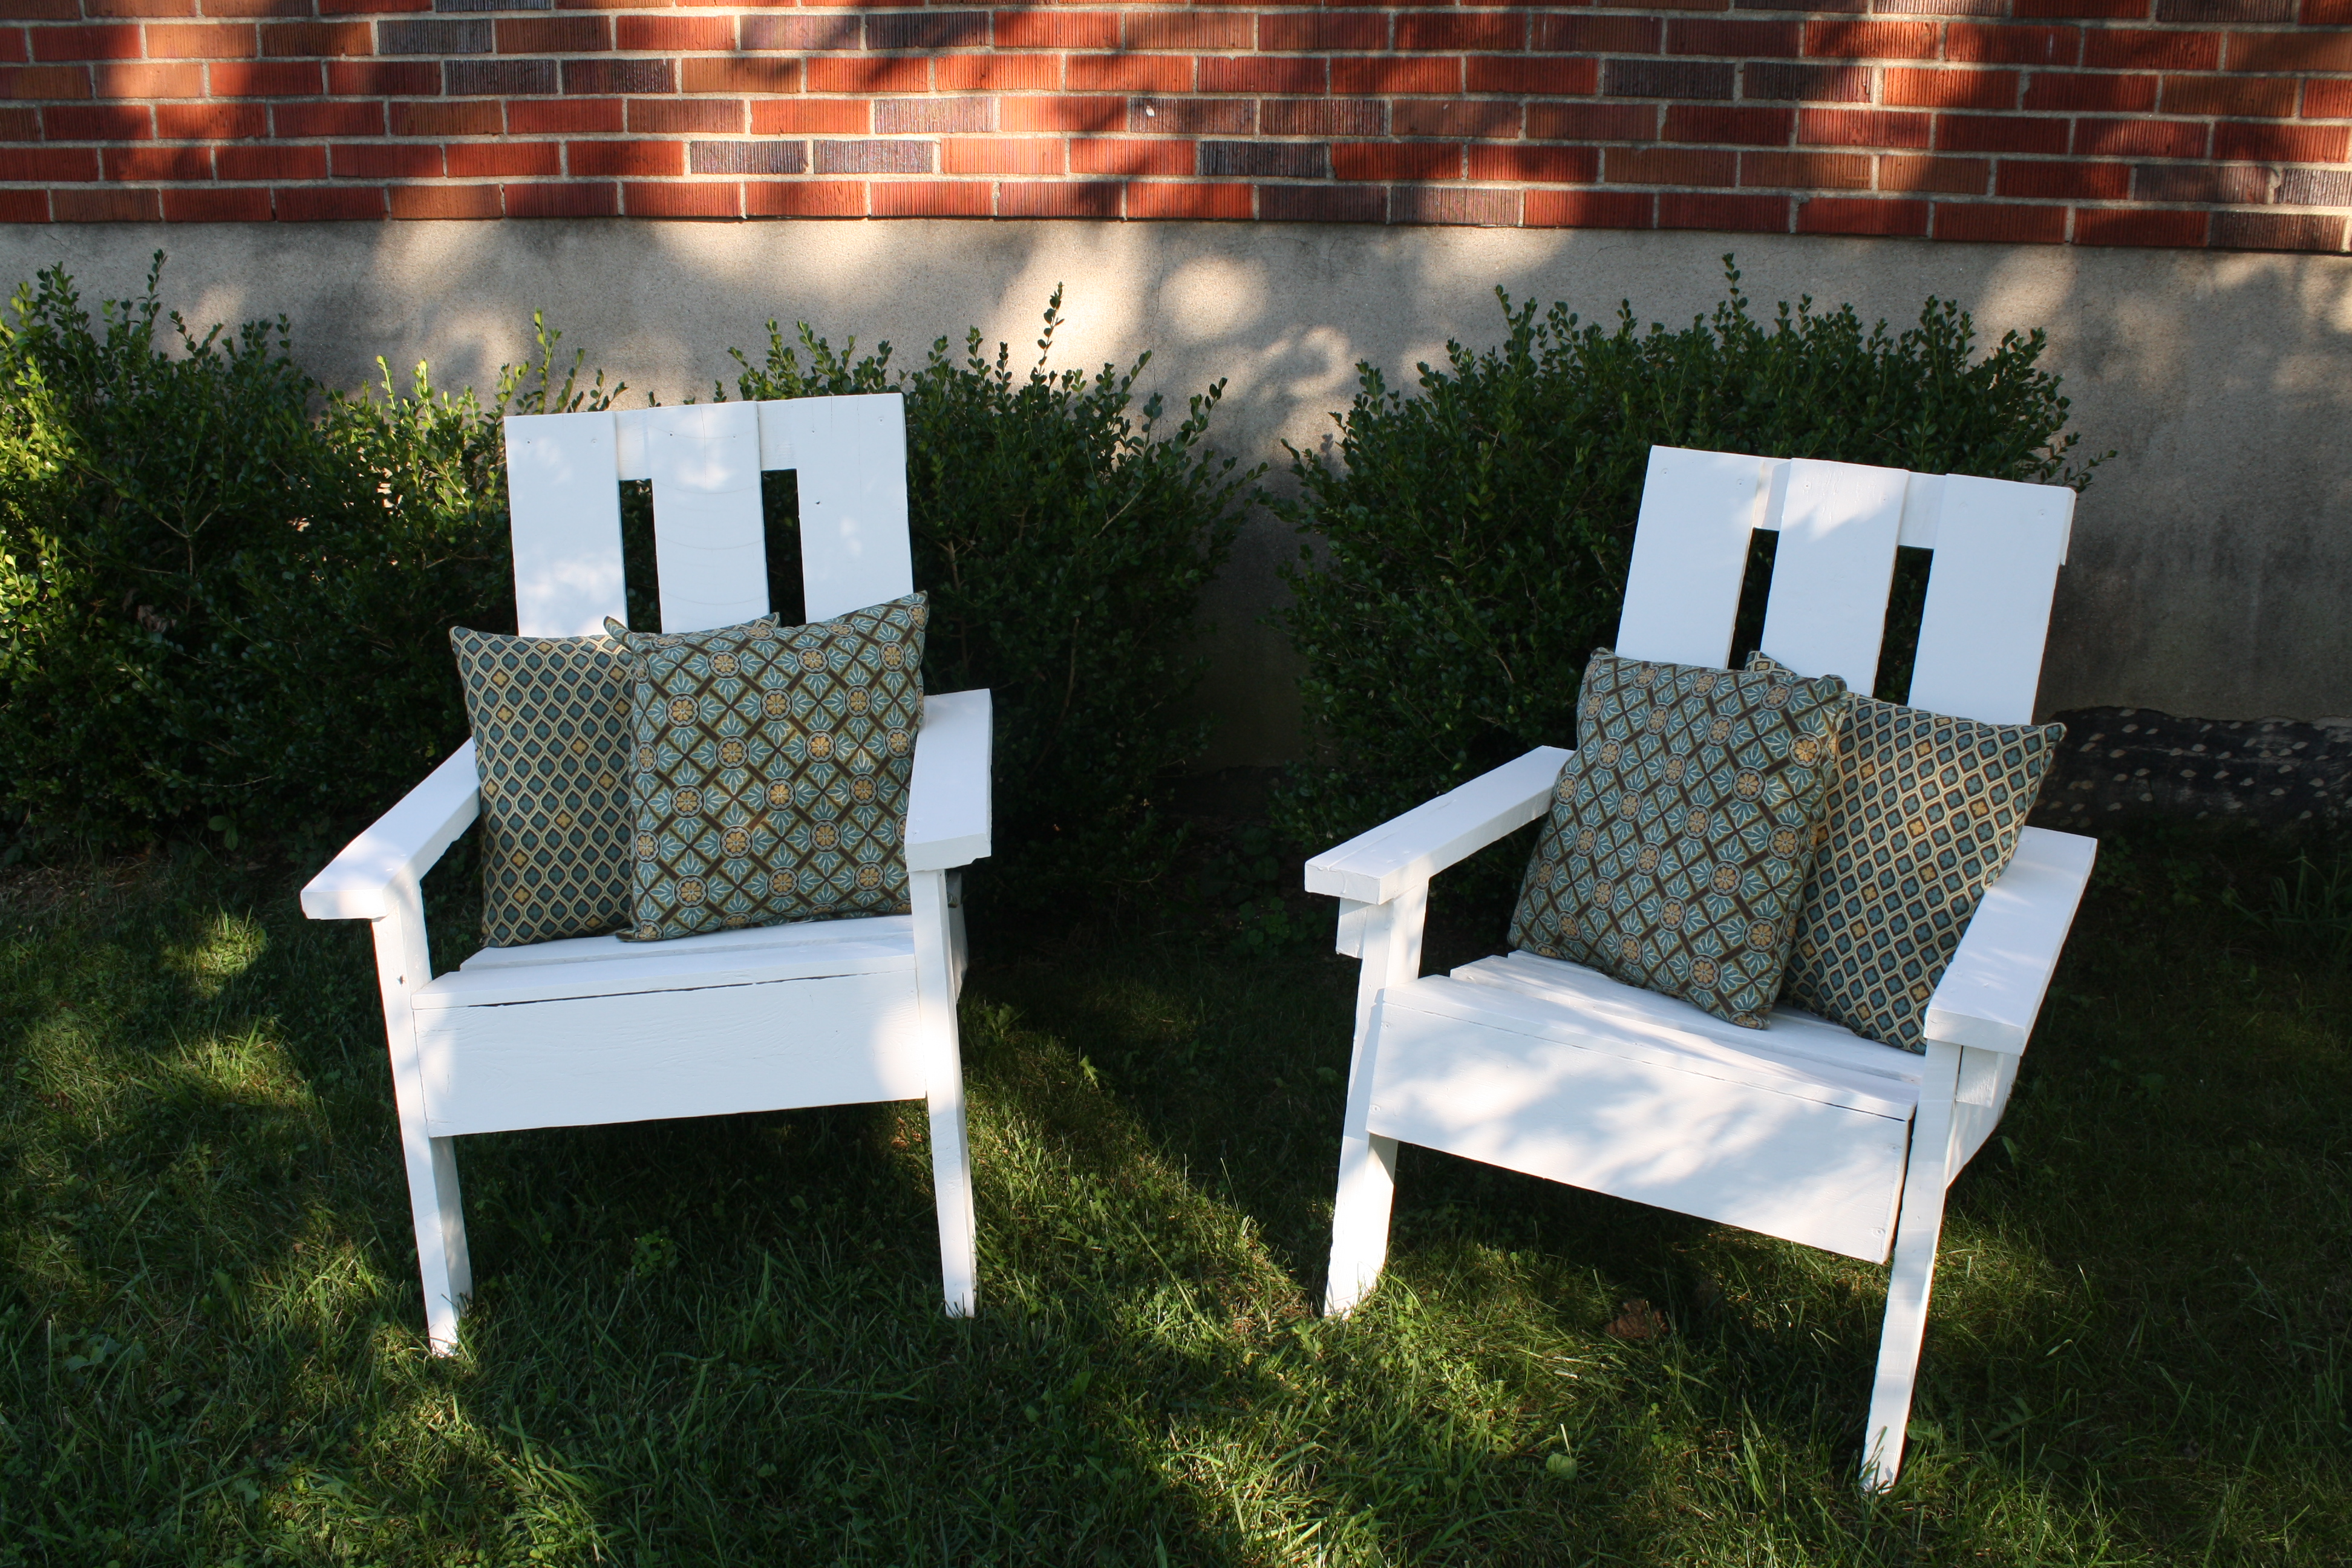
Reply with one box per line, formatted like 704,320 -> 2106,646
1,1 -> 2345,252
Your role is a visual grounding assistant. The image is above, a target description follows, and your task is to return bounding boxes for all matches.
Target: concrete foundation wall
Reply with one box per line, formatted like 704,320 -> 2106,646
5,218 -> 2347,762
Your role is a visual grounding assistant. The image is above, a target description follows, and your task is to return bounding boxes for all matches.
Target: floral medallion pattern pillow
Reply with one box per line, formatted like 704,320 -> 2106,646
1508,650 -> 1852,1028
450,626 -> 636,948
1750,653 -> 2065,1053
608,595 -> 926,942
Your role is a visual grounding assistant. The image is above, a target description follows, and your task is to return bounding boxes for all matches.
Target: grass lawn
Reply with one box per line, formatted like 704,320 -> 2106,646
0,825 -> 2344,1565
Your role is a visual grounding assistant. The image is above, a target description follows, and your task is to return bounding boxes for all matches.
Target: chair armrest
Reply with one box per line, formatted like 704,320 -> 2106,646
1924,826 -> 2097,1056
1303,746 -> 1570,907
907,688 -> 992,872
300,742 -> 481,921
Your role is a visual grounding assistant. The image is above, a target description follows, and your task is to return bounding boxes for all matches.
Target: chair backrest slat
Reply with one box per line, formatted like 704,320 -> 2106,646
776,393 -> 915,622
1614,446 -> 1768,670
1754,458 -> 1907,694
505,411 -> 628,638
645,403 -> 769,634
1904,473 -> 2071,725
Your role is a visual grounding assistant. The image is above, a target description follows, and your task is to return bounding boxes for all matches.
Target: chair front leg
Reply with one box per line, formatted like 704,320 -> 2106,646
912,869 -> 978,1317
1860,1037 -> 1965,1492
370,877 -> 471,1355
1324,877 -> 1429,1317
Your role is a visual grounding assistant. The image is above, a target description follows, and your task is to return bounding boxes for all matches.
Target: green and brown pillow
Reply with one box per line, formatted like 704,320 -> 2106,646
1509,650 -> 1852,1029
1750,653 -> 2065,1052
607,595 -> 927,942
450,626 -> 635,949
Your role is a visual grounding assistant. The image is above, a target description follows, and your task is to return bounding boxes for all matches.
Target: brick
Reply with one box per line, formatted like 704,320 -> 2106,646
2161,73 -> 2297,116
1127,11 -> 1252,51
2134,160 -> 2272,201
105,145 -> 211,179
377,17 -> 491,54
1527,102 -> 1658,140
808,57 -> 930,94
215,142 -> 322,178
750,99 -> 868,136
0,144 -> 93,179
687,138 -> 804,175
622,180 -> 739,218
1945,24 -> 2077,64
1802,20 -> 1937,58
155,102 -> 264,137
1605,59 -> 1733,99
876,96 -> 992,135
1259,13 -> 1387,53
444,59 -> 558,95
260,21 -> 370,56
1203,139 -> 1327,177
163,185 -> 271,220
279,183 -> 387,220
1389,185 -> 1517,226
207,60 -> 318,94
0,36 -> 25,67
2217,121 -> 2349,161
1331,56 -> 1460,95
565,138 -> 680,177
332,142 -> 441,178
867,11 -> 987,51
998,95 -> 1120,133
1393,100 -> 1521,138
1465,57 -> 1596,95
2209,209 -> 2345,250
1535,14 -> 1660,51
1877,152 -> 1988,192
1525,188 -> 1652,227
1797,108 -> 1931,147
1660,191 -> 1787,229
2,66 -> 93,99
2155,0 -> 2292,16
2302,80 -> 2351,119
1607,146 -> 1737,184
1069,53 -> 1194,94
44,102 -> 152,136
1932,200 -> 2067,241
2082,25 -> 2217,67
1934,112 -> 2068,152
564,59 -> 671,94
1669,19 -> 1801,56
1263,99 -> 1379,136
509,97 -> 619,133
1996,158 -> 2127,198
2074,206 -> 2208,245
1334,140 -> 1461,180
1873,0 -> 2006,13
53,186 -> 158,220
390,182 -> 501,218
1125,179 -> 1250,218
744,178 -> 864,217
991,11 -> 1109,50
814,136 -> 930,174
2014,0 -> 2148,12
1741,149 -> 1870,187
1070,136 -> 1191,175
31,25 -> 141,61
2020,71 -> 2156,111
629,98 -> 742,136
998,179 -> 1119,217
2278,166 -> 2352,206
2306,0 -> 2352,17
1468,143 -> 1596,181
939,134 -> 1060,174
1128,96 -> 1250,133
870,180 -> 991,216
1798,195 -> 1928,234
681,56 -> 802,95
740,15 -> 860,51
0,190 -> 46,221
498,15 -> 608,53
615,14 -> 731,51
1887,68 -> 2019,109
448,137 -> 560,175
1,0 -> 81,15
1259,182 -> 1383,221
1196,55 -> 1322,94
2074,117 -> 2205,157
0,107 -> 32,136
227,0 -> 337,13
1663,103 -> 1793,143
394,99 -> 503,136
272,99 -> 379,135
91,62 -> 204,97
505,180 -> 616,217
1395,13 -> 1523,51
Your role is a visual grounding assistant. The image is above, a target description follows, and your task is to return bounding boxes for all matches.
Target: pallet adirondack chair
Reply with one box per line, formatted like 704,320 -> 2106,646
301,394 -> 991,1353
1308,447 -> 2095,1491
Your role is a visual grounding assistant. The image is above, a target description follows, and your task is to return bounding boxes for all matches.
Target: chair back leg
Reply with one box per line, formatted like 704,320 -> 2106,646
1326,1130 -> 1400,1315
1860,1038 -> 1964,1492
370,883 -> 473,1354
913,869 -> 978,1316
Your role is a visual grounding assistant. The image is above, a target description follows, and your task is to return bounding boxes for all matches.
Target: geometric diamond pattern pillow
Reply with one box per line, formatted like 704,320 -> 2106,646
1750,653 -> 2066,1053
450,626 -> 636,948
1509,649 -> 1853,1029
606,595 -> 926,943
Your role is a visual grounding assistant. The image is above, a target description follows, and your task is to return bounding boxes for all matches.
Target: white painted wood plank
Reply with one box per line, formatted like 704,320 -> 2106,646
1755,457 -> 1908,692
1905,472 -> 2073,723
505,411 -> 629,637
756,401 -> 797,471
783,393 -> 915,622
647,402 -> 770,633
1945,1044 -> 2017,1180
459,912 -> 913,973
416,970 -> 926,1137
1366,995 -> 1910,1262
300,743 -> 480,922
1861,1037 -> 1964,1490
906,688 -> 993,872
1304,747 -> 1567,905
1924,826 -> 2096,1054
414,935 -> 913,1011
1613,446 -> 1770,669
615,407 -> 649,482
1897,471 -> 1944,550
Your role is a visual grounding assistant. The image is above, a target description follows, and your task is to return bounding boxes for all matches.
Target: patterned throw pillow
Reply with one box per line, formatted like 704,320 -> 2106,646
1508,650 -> 1852,1029
1751,653 -> 2065,1053
607,595 -> 927,942
450,626 -> 636,948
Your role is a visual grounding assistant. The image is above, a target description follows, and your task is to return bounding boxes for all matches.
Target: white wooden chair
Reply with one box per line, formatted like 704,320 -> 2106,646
301,394 -> 991,1353
1308,447 -> 2095,1491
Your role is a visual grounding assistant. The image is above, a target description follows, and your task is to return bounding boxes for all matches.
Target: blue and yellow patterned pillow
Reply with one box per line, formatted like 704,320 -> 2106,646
606,596 -> 927,942
1751,653 -> 2065,1052
451,626 -> 638,949
1509,650 -> 1852,1029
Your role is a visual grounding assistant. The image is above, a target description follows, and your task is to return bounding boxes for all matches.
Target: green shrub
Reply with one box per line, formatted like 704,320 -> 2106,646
1272,259 -> 2099,858
0,257 -> 613,852
728,290 -> 1260,909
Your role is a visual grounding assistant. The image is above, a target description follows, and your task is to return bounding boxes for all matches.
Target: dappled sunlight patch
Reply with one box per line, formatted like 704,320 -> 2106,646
162,909 -> 270,1001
